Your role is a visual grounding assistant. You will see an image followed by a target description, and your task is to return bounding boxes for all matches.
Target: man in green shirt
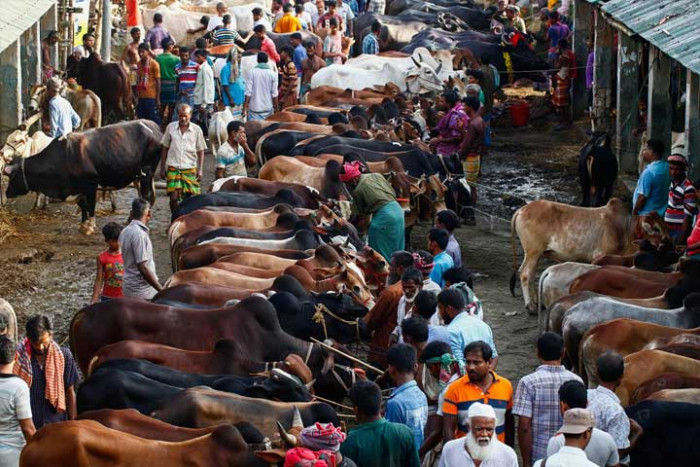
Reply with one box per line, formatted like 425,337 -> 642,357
155,38 -> 181,124
341,381 -> 420,467
339,161 -> 405,261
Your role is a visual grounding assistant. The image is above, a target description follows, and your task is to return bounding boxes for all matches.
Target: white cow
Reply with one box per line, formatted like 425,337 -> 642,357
208,108 -> 234,158
347,48 -> 455,81
311,62 -> 444,94
1,128 -> 54,208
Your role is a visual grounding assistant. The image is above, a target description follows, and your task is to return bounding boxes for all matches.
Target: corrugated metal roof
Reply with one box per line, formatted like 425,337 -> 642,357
601,0 -> 700,74
0,0 -> 56,54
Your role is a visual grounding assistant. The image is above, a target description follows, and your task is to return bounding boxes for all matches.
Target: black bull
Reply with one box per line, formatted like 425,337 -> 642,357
4,120 -> 161,225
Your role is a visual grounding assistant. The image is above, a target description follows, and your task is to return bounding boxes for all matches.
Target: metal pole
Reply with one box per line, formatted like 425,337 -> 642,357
100,0 -> 111,60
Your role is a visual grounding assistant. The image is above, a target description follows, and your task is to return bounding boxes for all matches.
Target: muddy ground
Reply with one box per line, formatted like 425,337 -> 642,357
0,108 -> 627,388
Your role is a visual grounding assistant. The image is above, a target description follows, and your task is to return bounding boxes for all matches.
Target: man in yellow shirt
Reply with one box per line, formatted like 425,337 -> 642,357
274,4 -> 302,33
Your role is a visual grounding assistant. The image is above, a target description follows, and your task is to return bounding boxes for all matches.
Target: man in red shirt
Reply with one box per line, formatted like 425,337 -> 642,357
253,24 -> 281,63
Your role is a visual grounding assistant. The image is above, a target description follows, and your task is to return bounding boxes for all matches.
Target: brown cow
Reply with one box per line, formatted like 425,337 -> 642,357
570,260 -> 700,298
212,177 -> 327,206
617,349 -> 700,406
154,283 -> 266,306
179,244 -> 310,270
244,121 -> 334,149
266,111 -> 322,123
646,388 -> 700,404
304,85 -> 399,106
259,156 -> 345,199
629,372 -> 700,405
511,198 -> 670,312
19,420 -> 267,467
580,319 -> 700,386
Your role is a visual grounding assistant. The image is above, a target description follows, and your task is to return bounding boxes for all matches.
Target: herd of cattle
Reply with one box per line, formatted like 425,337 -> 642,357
0,0 -> 698,464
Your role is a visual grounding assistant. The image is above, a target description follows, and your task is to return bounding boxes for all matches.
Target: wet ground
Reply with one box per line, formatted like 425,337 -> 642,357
0,109 -> 616,388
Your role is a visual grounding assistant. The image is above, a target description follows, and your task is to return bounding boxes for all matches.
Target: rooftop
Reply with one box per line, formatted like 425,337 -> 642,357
0,0 -> 56,54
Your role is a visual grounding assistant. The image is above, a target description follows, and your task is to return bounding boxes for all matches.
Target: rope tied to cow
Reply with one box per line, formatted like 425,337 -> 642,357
312,303 -> 362,343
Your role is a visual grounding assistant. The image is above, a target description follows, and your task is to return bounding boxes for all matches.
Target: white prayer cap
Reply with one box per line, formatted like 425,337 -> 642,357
468,402 -> 496,420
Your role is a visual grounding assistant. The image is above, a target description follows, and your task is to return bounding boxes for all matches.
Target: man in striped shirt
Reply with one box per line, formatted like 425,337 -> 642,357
174,47 -> 199,116
212,15 -> 245,47
665,151 -> 697,244
362,21 -> 381,55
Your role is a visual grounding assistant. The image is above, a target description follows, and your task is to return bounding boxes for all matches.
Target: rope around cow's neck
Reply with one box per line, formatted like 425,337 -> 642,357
312,303 -> 361,342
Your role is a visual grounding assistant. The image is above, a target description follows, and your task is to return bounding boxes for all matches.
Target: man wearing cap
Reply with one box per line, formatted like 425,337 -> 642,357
340,161 -> 405,262
534,408 -> 598,467
547,381 -> 620,467
44,79 -> 81,139
440,402 -> 518,466
665,149 -> 697,244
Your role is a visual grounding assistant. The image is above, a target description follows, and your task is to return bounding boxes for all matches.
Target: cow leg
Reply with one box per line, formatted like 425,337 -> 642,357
77,196 -> 91,234
519,251 -> 542,314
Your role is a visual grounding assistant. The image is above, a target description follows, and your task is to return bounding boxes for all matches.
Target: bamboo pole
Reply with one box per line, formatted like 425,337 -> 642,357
312,395 -> 353,411
310,337 -> 384,375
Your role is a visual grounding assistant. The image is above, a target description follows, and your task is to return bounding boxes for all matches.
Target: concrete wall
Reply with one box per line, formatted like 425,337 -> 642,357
0,40 -> 21,143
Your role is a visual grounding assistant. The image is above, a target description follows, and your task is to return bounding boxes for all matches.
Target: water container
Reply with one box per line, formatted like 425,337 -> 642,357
510,102 -> 530,127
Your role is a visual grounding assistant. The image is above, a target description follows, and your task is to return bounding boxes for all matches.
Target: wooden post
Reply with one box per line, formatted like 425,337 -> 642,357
100,0 -> 112,60
686,70 -> 700,178
647,45 -> 673,150
573,0 -> 593,119
34,22 -> 42,85
616,32 -> 641,173
592,12 -> 614,132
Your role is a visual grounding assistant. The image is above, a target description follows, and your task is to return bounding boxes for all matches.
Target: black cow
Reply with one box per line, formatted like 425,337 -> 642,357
173,189 -> 306,220
4,120 -> 161,234
78,51 -> 132,120
79,358 -> 311,414
269,291 -> 369,344
354,14 -> 432,53
444,176 -> 473,220
259,131 -> 320,162
579,132 -> 618,207
626,400 -> 700,467
387,0 -> 476,16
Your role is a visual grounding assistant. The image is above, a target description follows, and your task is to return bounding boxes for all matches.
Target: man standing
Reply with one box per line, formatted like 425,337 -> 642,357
385,344 -> 429,451
119,198 -> 162,299
546,381 -> 620,467
437,290 -> 498,366
253,25 -> 281,63
588,352 -> 642,464
175,46 -> 199,113
40,31 -> 59,82
244,52 -> 279,121
215,121 -> 256,179
135,43 -> 161,124
121,27 -> 142,100
207,2 -> 228,32
534,409 -> 598,467
13,315 -> 79,429
436,210 -> 462,268
212,14 -> 245,47
275,3 -> 303,33
665,151 -> 697,243
441,341 -> 513,445
341,381 -> 420,467
365,0 -> 386,15
428,228 -> 454,287
546,11 -> 570,69
0,335 -> 35,465
44,79 -> 80,139
440,403 -> 518,466
74,33 -> 95,59
364,251 -> 414,368
391,268 -> 424,344
193,49 -> 215,130
362,21 -> 381,55
459,96 -> 486,225
156,39 -> 180,124
336,0 -> 355,37
279,46 -> 299,109
430,90 -> 467,158
340,162 -> 405,261
317,0 -> 344,32
160,104 -> 207,213
633,139 -> 670,216
513,332 -> 583,467
300,41 -> 325,97
291,33 -> 308,84
252,8 -> 273,31
144,13 -> 173,54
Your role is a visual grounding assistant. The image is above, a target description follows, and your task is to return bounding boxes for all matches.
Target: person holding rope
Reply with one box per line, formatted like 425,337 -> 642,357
458,96 -> 485,226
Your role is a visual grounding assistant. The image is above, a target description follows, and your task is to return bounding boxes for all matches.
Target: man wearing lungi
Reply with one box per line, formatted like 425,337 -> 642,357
160,104 -> 207,214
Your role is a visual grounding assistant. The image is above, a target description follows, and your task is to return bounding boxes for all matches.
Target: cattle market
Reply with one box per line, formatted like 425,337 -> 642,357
0,0 -> 698,466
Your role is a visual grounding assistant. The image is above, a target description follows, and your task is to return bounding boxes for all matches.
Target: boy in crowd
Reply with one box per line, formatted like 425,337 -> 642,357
91,222 -> 124,304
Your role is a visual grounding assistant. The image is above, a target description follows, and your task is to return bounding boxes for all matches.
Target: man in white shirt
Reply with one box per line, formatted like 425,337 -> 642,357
534,408 -> 599,467
160,104 -> 207,213
243,52 -> 279,121
193,49 -> 215,130
336,0 -> 355,37
546,381 -> 620,467
45,78 -> 80,139
207,2 -> 227,31
440,402 -> 518,466
252,8 -> 273,31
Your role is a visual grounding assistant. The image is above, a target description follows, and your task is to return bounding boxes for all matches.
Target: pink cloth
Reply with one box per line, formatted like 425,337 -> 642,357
339,161 -> 362,183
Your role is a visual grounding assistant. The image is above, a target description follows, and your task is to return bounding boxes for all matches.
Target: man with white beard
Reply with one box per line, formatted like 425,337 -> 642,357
390,268 -> 424,344
439,402 -> 518,466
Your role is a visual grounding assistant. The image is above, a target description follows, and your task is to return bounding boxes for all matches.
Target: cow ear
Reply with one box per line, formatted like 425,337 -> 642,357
254,450 -> 287,463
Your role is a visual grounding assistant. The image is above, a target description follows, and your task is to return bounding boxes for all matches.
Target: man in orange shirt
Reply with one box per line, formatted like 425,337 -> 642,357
274,3 -> 303,33
442,341 -> 515,447
135,43 -> 161,124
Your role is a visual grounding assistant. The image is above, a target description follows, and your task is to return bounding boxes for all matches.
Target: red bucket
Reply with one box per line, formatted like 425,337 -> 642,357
510,102 -> 530,126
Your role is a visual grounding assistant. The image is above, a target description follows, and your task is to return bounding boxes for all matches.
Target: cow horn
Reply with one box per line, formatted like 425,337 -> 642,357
304,379 -> 316,390
411,56 -> 420,67
292,406 -> 304,429
277,421 -> 298,448
436,63 -> 443,74
343,236 -> 350,248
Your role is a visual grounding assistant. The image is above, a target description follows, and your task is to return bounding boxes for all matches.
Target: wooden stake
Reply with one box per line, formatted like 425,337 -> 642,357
313,395 -> 353,411
310,338 -> 384,375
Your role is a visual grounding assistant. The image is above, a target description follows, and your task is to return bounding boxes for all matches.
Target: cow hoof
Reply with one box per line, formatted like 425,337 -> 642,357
78,223 -> 91,235
526,305 -> 538,316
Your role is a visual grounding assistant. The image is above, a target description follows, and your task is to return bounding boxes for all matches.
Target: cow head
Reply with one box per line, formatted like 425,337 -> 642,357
444,175 -> 473,220
502,38 -> 550,83
312,293 -> 370,343
27,84 -> 48,114
0,129 -> 31,166
633,212 -> 671,247
405,62 -> 444,95
311,204 -> 364,250
2,157 -> 30,200
407,174 -> 447,221
337,267 -> 375,310
245,368 -> 313,403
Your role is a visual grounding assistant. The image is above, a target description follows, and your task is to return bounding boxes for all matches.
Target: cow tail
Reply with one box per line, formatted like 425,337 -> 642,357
93,93 -> 102,128
509,209 -> 520,297
68,309 -> 85,365
87,355 -> 100,378
537,267 -> 549,333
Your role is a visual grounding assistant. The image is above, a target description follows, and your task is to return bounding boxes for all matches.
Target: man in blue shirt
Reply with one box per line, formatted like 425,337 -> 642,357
428,228 -> 454,287
385,344 -> 429,451
633,139 -> 670,216
362,20 -> 381,55
438,288 -> 498,367
290,33 -> 307,79
46,79 -> 80,138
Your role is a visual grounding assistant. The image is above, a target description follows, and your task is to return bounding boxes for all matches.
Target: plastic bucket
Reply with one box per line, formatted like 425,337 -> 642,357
510,102 -> 530,126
